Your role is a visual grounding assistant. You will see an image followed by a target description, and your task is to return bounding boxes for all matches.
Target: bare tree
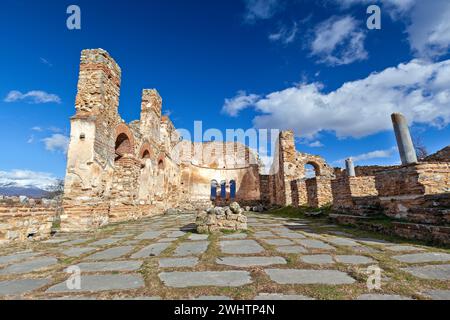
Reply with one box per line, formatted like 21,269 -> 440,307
412,135 -> 428,160
47,179 -> 65,199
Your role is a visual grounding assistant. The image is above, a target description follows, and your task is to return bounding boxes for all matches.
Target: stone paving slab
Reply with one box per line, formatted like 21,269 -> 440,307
326,237 -> 360,247
335,255 -> 374,265
357,238 -> 393,246
357,294 -> 412,300
261,239 -> 294,246
196,296 -> 232,300
76,261 -> 143,272
61,247 -> 97,257
393,253 -> 450,263
219,240 -> 265,254
159,257 -> 199,268
131,243 -> 172,258
265,269 -> 356,285
174,241 -> 209,256
85,246 -> 135,261
188,234 -> 208,241
254,231 -> 275,238
159,271 -> 252,288
90,238 -> 121,246
254,293 -> 315,300
402,264 -> 450,280
275,246 -> 308,254
385,245 -> 425,252
0,278 -> 51,296
300,254 -> 334,265
46,274 -> 145,293
221,233 -> 247,240
61,239 -> 90,246
135,231 -> 163,240
42,238 -> 70,244
0,257 -> 58,275
297,239 -> 335,250
423,290 -> 450,300
216,256 -> 287,267
277,232 -> 306,239
167,231 -> 187,238
0,252 -> 38,266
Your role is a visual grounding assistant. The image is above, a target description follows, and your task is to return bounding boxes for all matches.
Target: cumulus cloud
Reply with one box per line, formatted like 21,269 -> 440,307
42,134 -> 69,154
222,90 -> 260,117
0,170 -> 59,190
244,0 -> 280,22
222,59 -> 450,139
4,90 -> 61,104
310,16 -> 368,66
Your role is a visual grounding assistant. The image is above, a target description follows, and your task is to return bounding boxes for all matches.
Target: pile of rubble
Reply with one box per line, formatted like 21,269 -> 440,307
196,202 -> 248,233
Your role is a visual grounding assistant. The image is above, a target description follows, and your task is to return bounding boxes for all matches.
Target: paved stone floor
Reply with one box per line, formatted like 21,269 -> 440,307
0,213 -> 449,300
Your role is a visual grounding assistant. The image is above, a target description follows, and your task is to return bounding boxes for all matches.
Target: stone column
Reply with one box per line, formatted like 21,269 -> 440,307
391,113 -> 418,165
345,158 -> 356,177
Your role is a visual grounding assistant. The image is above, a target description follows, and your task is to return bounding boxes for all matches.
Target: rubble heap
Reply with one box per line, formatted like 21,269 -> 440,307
196,202 -> 248,233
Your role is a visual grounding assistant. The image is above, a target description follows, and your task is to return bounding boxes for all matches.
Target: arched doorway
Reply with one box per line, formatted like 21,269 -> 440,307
210,180 -> 218,200
230,180 -> 236,200
220,180 -> 226,199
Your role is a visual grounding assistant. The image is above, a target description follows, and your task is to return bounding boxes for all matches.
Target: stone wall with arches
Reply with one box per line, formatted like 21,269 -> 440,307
61,49 -> 338,232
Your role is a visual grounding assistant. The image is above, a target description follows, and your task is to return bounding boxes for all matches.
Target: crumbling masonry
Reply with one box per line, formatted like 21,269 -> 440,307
1,48 -> 449,245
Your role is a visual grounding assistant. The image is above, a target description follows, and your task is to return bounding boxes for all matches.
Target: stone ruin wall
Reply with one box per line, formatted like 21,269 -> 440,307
0,199 -> 59,243
272,130 -> 335,208
59,49 -> 270,233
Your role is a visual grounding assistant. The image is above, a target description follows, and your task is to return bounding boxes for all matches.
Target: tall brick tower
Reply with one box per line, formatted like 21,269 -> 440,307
62,49 -> 122,232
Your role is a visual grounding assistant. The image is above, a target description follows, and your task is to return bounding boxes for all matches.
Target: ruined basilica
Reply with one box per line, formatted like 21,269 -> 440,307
1,49 -> 449,244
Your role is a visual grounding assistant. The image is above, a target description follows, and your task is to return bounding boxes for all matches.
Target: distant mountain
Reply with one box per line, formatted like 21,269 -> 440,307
0,186 -> 50,198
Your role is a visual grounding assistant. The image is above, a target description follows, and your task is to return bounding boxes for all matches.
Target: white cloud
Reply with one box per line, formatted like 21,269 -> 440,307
333,147 -> 397,165
0,170 -> 59,190
309,141 -> 324,148
223,59 -> 450,139
269,22 -> 298,44
222,90 -> 260,117
336,0 -> 450,59
42,134 -> 69,154
244,0 -> 280,22
4,90 -> 61,104
310,16 -> 368,66
407,0 -> 450,59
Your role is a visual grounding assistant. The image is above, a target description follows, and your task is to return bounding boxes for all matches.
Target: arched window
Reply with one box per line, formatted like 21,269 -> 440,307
305,162 -> 320,178
220,180 -> 226,199
158,159 -> 165,170
211,180 -> 218,200
230,180 -> 236,200
142,150 -> 151,159
115,133 -> 132,162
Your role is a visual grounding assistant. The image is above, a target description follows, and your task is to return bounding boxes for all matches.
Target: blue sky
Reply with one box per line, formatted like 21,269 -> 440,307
1,0 -> 449,188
